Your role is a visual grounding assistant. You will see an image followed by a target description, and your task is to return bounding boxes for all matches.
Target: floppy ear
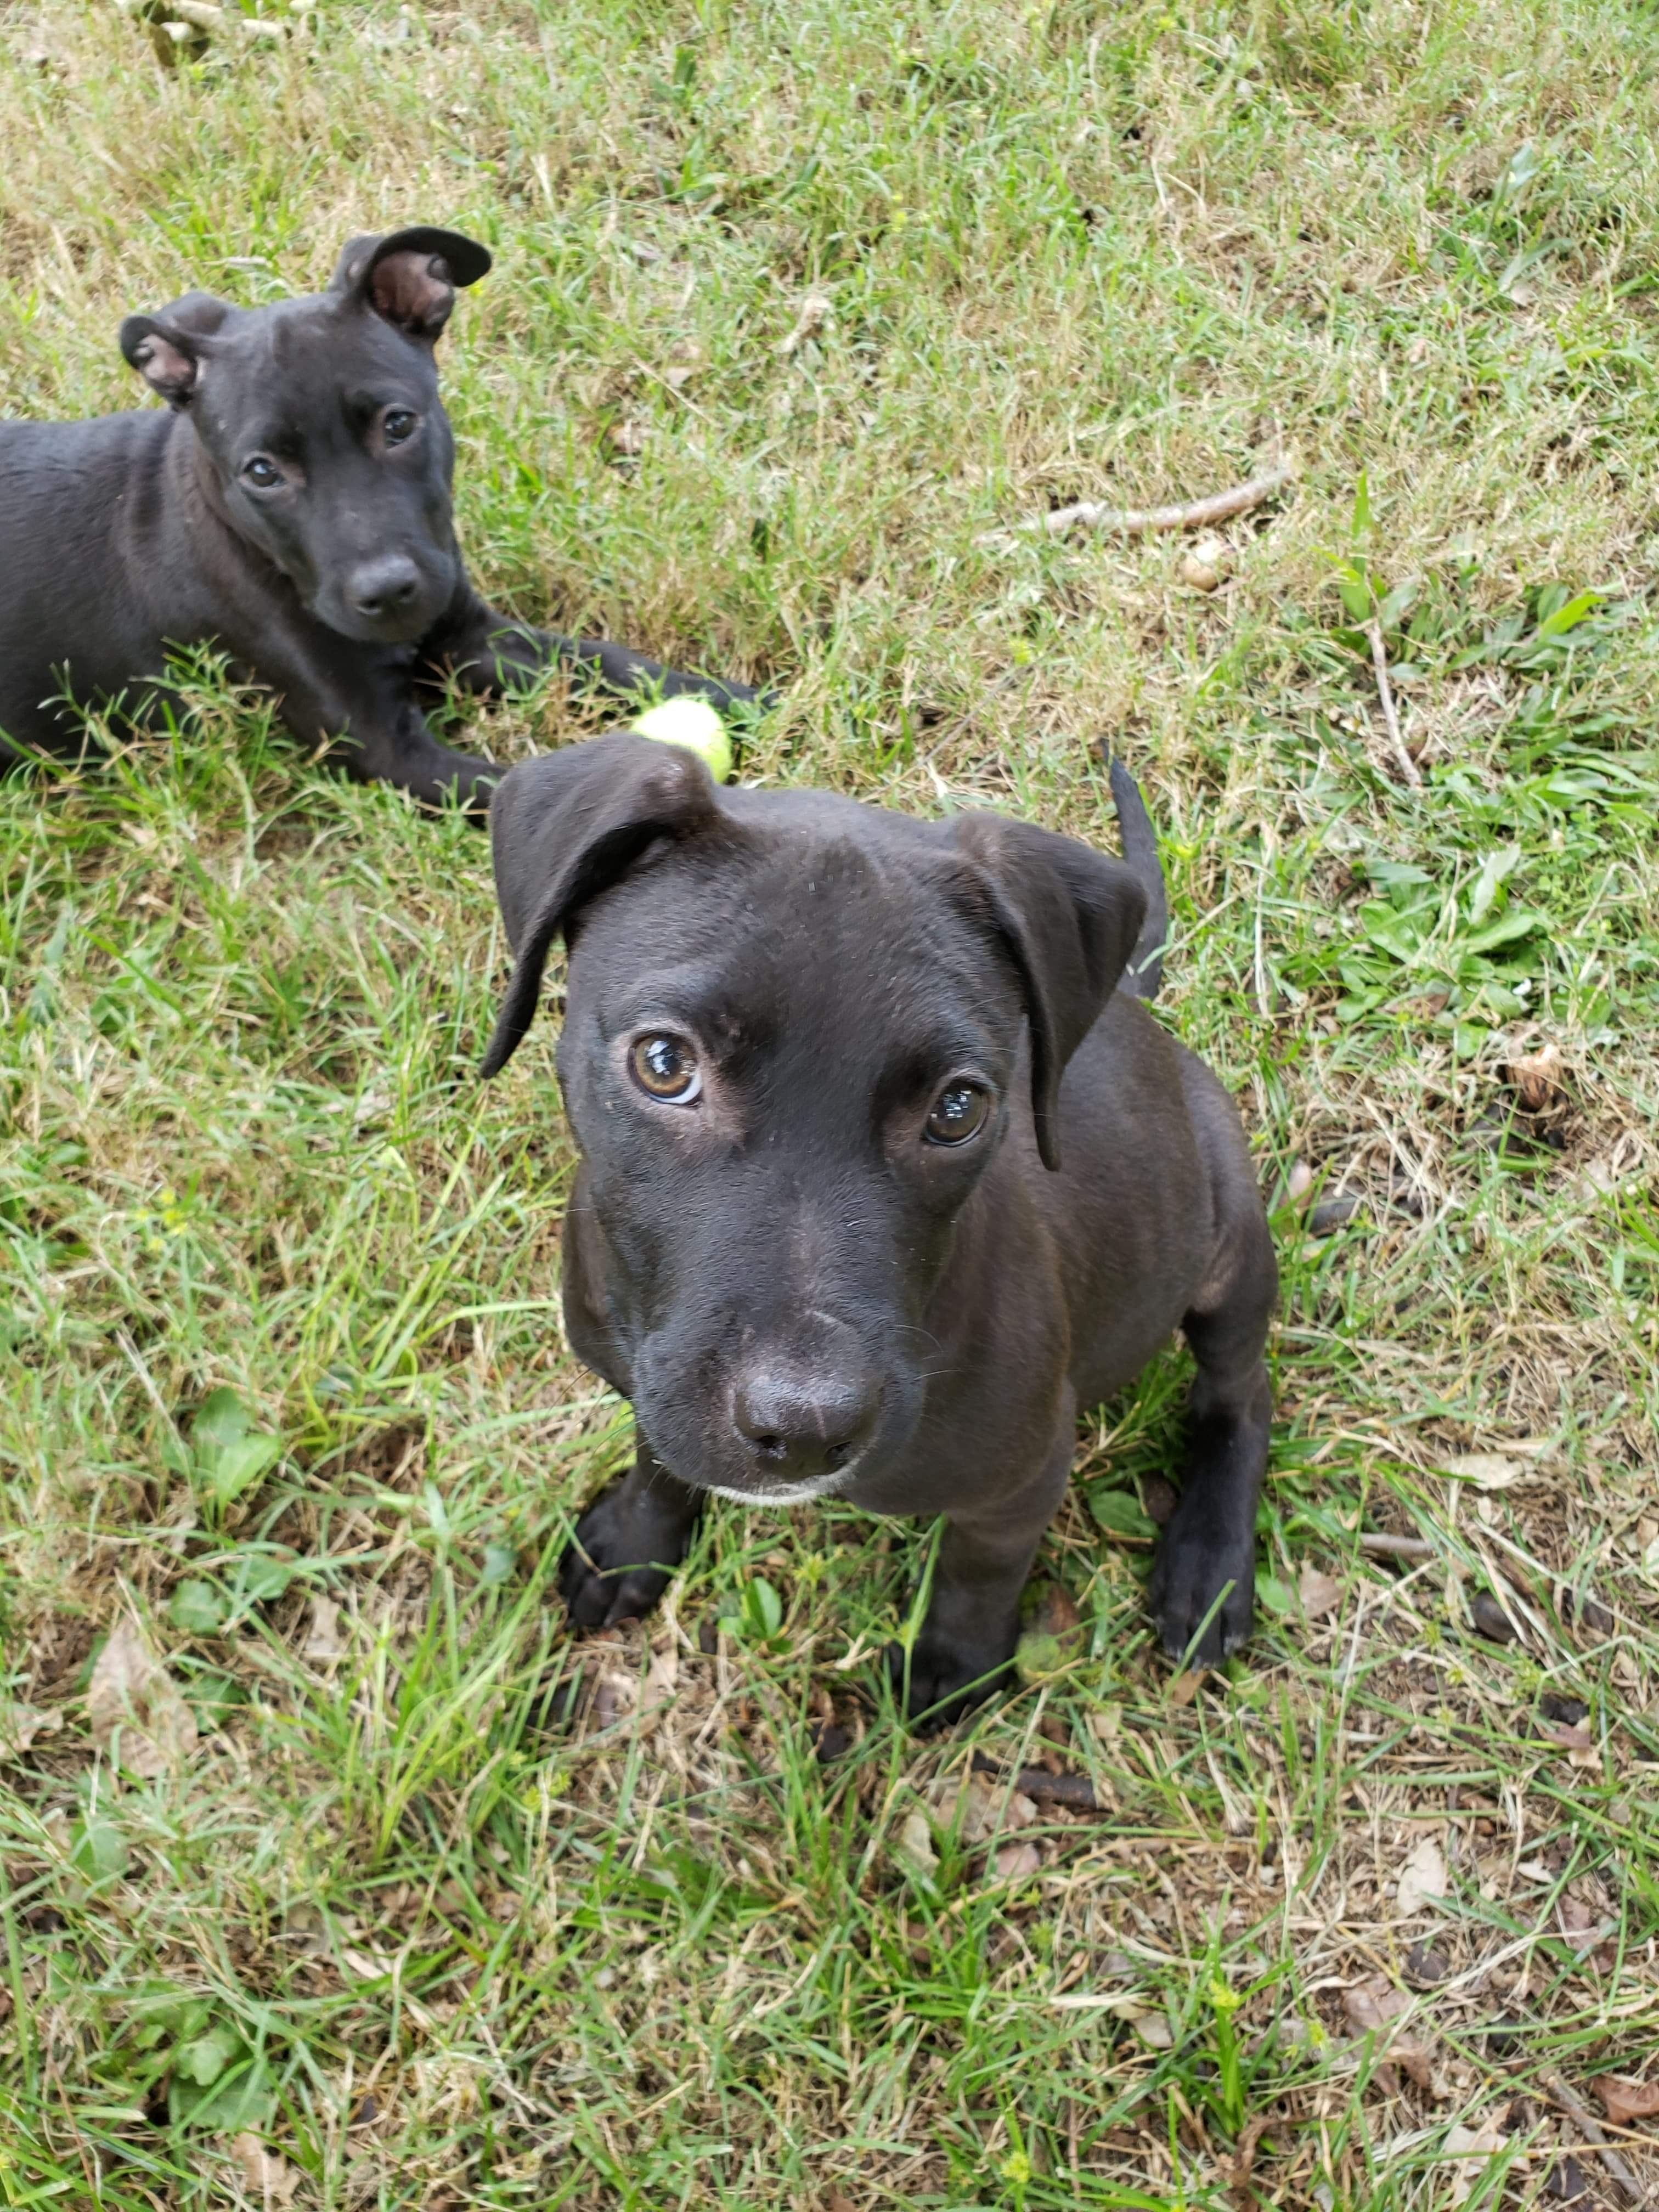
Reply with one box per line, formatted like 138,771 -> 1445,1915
330,225 -> 492,343
950,814 -> 1148,1172
482,733 -> 724,1077
119,292 -> 232,408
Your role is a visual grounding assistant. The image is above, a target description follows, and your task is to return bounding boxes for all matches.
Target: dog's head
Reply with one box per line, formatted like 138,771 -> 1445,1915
483,736 -> 1147,1505
119,226 -> 490,647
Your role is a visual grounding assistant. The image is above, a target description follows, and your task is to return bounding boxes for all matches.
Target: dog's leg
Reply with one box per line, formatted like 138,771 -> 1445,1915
557,1436 -> 704,1630
888,1410 -> 1075,1726
418,585 -> 771,716
1149,1217 -> 1276,1668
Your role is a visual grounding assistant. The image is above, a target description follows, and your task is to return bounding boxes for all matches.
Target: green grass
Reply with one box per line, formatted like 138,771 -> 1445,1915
3,0 -> 1659,2204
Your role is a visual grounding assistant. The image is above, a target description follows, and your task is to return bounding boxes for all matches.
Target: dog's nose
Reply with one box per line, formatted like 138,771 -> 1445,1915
731,1359 -> 881,1482
346,556 -> 422,621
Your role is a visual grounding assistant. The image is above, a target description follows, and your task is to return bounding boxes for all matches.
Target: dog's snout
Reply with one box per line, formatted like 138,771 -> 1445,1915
346,554 -> 422,621
731,1357 -> 881,1482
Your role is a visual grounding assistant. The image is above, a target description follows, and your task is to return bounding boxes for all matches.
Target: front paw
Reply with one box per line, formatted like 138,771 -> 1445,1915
1148,1498 -> 1255,1667
884,1626 -> 1015,1729
558,1482 -> 689,1630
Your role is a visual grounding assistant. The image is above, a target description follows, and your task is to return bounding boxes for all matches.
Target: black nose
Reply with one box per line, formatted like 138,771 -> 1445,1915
347,556 -> 422,621
731,1359 -> 881,1482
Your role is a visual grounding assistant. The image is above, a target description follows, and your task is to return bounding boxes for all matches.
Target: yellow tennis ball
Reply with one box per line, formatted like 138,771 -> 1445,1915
629,697 -> 733,784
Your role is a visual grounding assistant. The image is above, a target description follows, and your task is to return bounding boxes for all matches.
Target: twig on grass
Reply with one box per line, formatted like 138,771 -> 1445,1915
1367,618 -> 1422,789
1537,2072 -> 1643,2205
1028,462 -> 1296,541
1360,1532 -> 1437,1561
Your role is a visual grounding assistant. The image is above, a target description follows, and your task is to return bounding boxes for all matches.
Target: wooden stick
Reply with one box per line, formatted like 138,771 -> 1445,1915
1538,2071 -> 1643,2205
1359,1532 -> 1436,1560
1036,463 -> 1295,541
1367,618 -> 1422,789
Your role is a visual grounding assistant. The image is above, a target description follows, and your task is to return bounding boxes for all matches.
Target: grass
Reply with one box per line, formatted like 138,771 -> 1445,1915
3,0 -> 1658,2203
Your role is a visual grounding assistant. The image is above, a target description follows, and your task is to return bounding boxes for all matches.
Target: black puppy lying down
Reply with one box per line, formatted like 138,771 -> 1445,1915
0,225 -> 761,810
483,736 -> 1277,1718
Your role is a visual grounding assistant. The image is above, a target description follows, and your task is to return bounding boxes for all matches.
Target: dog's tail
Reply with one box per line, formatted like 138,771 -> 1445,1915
1103,748 -> 1168,1002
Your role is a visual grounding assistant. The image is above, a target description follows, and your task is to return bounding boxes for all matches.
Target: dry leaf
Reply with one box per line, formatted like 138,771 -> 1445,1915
87,1615 -> 198,1778
779,293 -> 832,356
1125,2007 -> 1173,2049
1441,1453 -> 1522,1491
1344,1974 -> 1410,2034
303,1597 -> 344,1662
1,1703 -> 63,1756
1537,1718 -> 1597,1765
894,1810 -> 939,1879
930,1772 -> 1038,1843
1590,2075 -> 1659,2125
1397,1833 -> 1448,1916
993,1841 -> 1043,1881
1509,1042 -> 1565,1110
1394,2036 -> 1438,2094
1442,2117 -> 1504,2206
1299,1564 -> 1342,1621
1166,1669 -> 1201,1708
230,2132 -> 301,2205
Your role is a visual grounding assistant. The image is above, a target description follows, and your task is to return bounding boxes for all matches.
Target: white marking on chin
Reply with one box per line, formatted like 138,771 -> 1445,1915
704,1463 -> 860,1509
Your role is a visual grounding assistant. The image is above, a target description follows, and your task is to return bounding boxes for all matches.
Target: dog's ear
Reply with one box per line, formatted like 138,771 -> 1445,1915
482,734 -> 724,1077
950,814 -> 1148,1172
119,292 -> 231,408
330,226 -> 492,343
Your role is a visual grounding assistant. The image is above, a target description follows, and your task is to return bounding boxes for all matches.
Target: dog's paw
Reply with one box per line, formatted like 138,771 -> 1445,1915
1148,1499 -> 1255,1668
558,1483 -> 688,1630
884,1629 -> 1014,1730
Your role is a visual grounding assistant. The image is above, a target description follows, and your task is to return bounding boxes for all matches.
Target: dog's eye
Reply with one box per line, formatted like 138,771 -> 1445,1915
630,1032 -> 702,1104
924,1081 -> 990,1147
382,409 -> 417,445
241,456 -> 283,490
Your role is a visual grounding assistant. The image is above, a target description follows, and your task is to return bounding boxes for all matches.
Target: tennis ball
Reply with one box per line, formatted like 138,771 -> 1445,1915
629,697 -> 733,784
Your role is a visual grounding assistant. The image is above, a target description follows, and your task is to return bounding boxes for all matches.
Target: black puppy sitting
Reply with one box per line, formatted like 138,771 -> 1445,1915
482,735 -> 1277,1719
0,227 -> 761,809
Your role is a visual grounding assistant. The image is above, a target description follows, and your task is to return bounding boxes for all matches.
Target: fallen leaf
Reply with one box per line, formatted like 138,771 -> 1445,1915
1508,1042 -> 1565,1110
1590,2075 -> 1659,2125
779,292 -> 833,356
1299,1564 -> 1342,1621
303,1598 -> 344,1662
1442,2117 -> 1504,2208
1397,1833 -> 1448,1916
1536,1718 -> 1597,1765
1166,1669 -> 1201,1708
1440,1453 -> 1522,1491
87,1615 -> 198,1778
1394,2036 -> 1438,2094
992,1840 -> 1043,1881
1344,1974 -> 1410,2034
1125,2007 -> 1173,2049
1,1703 -> 63,1756
894,1810 -> 939,1880
931,1772 -> 1037,1843
231,2132 -> 301,2205
1405,1940 -> 1451,1988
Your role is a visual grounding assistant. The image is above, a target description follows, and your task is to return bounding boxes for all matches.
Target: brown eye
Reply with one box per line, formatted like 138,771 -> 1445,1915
630,1032 -> 701,1103
924,1080 -> 989,1147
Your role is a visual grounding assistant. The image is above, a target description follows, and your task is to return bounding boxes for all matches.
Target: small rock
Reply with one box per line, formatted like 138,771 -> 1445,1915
1538,1692 -> 1588,1727
1473,2018 -> 1521,2058
1545,2156 -> 1590,2203
1308,1192 -> 1359,1236
1468,1591 -> 1517,1643
1405,1940 -> 1451,1989
992,1840 -> 1043,1881
1179,551 -> 1221,592
813,1722 -> 853,1765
